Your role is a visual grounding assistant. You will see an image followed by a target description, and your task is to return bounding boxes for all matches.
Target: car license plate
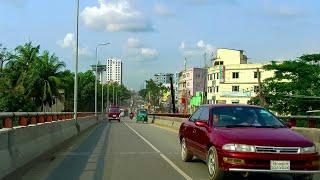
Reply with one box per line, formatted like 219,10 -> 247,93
270,160 -> 290,171
113,115 -> 116,117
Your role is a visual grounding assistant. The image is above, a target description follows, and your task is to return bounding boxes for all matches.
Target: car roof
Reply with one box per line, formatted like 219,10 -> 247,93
202,104 -> 262,109
109,106 -> 120,109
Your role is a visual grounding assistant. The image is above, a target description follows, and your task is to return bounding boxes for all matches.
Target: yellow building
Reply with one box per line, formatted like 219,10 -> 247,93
207,48 -> 274,104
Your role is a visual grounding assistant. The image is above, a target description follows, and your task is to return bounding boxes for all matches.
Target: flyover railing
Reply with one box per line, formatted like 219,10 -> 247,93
149,113 -> 320,128
0,112 -> 100,129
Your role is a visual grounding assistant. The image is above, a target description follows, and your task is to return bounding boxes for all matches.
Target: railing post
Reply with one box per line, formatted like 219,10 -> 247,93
3,117 -> 13,128
309,118 -> 317,128
290,118 -> 297,127
19,116 -> 28,126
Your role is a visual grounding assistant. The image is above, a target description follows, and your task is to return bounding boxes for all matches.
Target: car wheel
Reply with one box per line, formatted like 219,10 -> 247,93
181,138 -> 193,162
293,174 -> 314,180
207,146 -> 225,180
118,119 -> 120,122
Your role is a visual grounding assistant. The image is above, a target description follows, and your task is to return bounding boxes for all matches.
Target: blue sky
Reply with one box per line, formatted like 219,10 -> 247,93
1,0 -> 320,89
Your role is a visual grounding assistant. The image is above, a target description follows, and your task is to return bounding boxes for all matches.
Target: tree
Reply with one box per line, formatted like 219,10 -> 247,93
141,79 -> 168,108
29,50 -> 66,109
78,71 -> 96,112
249,54 -> 320,115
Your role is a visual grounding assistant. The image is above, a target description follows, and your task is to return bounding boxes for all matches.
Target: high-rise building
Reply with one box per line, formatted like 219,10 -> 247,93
106,58 -> 122,84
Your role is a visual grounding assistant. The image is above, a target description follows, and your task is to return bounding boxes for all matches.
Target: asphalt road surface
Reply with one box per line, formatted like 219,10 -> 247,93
10,118 -> 320,180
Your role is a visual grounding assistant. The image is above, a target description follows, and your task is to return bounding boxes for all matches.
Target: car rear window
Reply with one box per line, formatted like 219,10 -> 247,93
109,108 -> 120,113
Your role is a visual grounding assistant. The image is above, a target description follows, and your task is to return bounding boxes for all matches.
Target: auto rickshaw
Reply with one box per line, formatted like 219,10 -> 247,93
136,109 -> 148,123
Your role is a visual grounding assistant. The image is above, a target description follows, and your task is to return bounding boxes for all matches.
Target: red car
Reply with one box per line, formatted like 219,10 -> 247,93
179,104 -> 320,180
108,106 -> 121,122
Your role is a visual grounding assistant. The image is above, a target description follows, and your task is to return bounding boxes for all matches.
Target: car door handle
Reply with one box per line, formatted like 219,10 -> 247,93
193,129 -> 196,133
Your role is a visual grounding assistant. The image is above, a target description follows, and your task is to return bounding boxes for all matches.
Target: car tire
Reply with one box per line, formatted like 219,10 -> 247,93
293,174 -> 314,180
181,138 -> 193,162
207,146 -> 225,180
118,119 -> 120,122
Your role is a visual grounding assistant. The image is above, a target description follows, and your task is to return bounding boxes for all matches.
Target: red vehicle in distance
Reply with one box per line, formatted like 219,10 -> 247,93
108,106 -> 121,122
179,104 -> 320,180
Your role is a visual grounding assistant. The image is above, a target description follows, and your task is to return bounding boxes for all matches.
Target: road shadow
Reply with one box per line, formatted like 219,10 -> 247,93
46,121 -> 110,180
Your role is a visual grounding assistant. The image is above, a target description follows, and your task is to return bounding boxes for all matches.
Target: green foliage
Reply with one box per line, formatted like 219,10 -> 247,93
140,79 -> 168,107
0,42 -> 132,112
250,54 -> 320,115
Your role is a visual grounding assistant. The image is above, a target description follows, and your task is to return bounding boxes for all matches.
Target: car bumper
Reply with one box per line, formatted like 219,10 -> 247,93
229,168 -> 320,174
219,151 -> 320,173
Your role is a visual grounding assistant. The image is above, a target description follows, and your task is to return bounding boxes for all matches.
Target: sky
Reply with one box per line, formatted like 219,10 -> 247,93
1,0 -> 320,90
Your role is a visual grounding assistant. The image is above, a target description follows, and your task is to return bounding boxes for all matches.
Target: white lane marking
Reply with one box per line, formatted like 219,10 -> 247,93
124,122 -> 192,180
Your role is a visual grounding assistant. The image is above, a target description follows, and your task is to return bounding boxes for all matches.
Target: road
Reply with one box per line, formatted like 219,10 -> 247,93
10,118 -> 318,180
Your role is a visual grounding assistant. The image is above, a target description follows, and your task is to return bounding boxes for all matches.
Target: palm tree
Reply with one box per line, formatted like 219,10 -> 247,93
30,50 -> 65,110
5,42 -> 40,93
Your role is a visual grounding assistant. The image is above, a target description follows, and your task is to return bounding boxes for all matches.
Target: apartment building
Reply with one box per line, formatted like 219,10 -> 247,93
178,67 -> 207,104
207,48 -> 274,104
106,58 -> 122,84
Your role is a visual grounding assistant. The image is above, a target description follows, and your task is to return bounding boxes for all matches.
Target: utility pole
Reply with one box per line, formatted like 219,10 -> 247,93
257,68 -> 265,107
169,74 -> 176,113
73,0 -> 80,132
113,85 -> 115,106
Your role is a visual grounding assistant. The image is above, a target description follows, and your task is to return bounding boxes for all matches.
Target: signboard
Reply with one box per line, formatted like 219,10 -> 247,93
220,91 -> 251,97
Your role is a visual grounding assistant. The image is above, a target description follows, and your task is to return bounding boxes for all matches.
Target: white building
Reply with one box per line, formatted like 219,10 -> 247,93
106,58 -> 122,84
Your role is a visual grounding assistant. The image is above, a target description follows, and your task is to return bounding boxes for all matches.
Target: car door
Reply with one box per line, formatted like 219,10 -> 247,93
193,106 -> 210,159
184,107 -> 203,154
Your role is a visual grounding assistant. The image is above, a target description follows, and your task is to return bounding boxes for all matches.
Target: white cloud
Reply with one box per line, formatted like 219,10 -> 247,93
141,48 -> 158,58
154,4 -> 173,16
59,33 -> 75,48
196,40 -> 215,52
58,33 -> 92,56
81,0 -> 153,32
179,40 -> 215,57
127,38 -> 142,48
125,38 -> 158,60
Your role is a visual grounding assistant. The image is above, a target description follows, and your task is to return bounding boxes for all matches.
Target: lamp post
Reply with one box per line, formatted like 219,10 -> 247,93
74,0 -> 80,131
95,43 -> 110,118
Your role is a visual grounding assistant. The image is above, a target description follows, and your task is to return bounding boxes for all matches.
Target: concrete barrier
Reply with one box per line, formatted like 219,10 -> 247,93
292,127 -> 320,151
0,116 -> 100,179
153,116 -> 185,130
153,116 -> 320,152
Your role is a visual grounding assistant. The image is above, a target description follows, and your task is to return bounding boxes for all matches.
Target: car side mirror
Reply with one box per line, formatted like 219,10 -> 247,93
195,120 -> 208,128
285,122 -> 292,128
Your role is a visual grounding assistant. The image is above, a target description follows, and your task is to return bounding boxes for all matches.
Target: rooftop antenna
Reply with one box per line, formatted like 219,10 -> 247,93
204,52 -> 208,68
184,57 -> 187,71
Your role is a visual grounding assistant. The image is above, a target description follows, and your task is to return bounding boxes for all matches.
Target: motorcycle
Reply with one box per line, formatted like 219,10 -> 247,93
129,112 -> 134,120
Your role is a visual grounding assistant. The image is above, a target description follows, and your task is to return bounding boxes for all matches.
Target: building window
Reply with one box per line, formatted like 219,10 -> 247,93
232,72 -> 239,79
232,100 -> 239,104
210,87 -> 213,93
216,86 -> 219,92
254,71 -> 261,79
232,86 -> 239,92
216,73 -> 219,79
213,73 -> 215,79
254,86 -> 259,93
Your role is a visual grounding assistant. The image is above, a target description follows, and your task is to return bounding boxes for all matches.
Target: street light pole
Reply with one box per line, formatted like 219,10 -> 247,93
74,0 -> 80,131
95,43 -> 110,118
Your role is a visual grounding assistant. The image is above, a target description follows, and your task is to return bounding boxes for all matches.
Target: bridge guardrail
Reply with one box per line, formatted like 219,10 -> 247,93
0,112 -> 100,129
149,113 -> 320,128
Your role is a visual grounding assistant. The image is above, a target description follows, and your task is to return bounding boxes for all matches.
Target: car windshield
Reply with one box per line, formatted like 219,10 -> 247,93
109,108 -> 120,113
212,106 -> 285,128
